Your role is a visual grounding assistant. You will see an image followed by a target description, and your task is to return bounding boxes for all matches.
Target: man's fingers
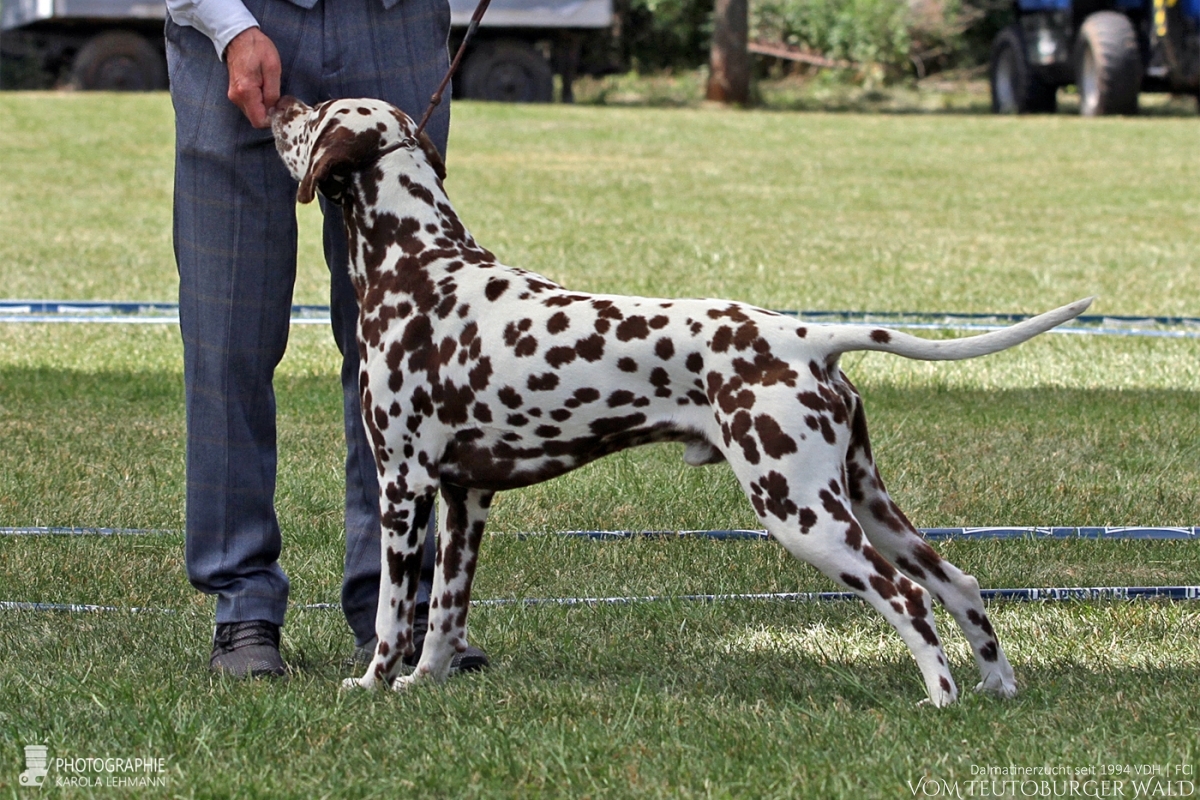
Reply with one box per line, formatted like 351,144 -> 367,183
225,27 -> 282,129
261,51 -> 281,116
235,94 -> 270,128
228,74 -> 269,127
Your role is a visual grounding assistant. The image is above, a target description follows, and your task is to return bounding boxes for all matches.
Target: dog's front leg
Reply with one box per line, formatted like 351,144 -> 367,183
342,480 -> 437,691
396,484 -> 494,688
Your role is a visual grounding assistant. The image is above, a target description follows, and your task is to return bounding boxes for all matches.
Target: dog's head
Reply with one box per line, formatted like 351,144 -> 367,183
270,96 -> 446,205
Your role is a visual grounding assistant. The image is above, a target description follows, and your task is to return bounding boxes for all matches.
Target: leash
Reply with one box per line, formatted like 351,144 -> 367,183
351,4 -> 494,171
413,0 -> 494,138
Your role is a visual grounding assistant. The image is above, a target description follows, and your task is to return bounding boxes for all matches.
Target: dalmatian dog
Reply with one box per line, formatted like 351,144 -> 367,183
271,95 -> 1092,706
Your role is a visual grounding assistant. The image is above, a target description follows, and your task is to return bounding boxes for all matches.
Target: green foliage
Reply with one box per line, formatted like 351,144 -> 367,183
753,0 -> 911,78
618,0 -> 714,71
613,0 -> 1011,82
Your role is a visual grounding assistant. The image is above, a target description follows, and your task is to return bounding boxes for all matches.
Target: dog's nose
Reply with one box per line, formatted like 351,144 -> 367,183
271,95 -> 305,119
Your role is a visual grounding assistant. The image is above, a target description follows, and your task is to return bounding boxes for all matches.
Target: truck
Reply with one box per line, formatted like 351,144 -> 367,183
0,0 -> 614,101
989,0 -> 1200,114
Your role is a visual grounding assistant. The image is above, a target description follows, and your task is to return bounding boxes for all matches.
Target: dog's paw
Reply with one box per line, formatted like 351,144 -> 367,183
974,675 -> 1018,699
342,671 -> 380,690
916,692 -> 958,709
917,677 -> 959,708
390,673 -> 419,692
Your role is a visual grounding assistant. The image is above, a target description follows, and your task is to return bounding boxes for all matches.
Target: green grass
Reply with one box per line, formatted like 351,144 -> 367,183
4,92 -> 1200,314
1,93 -> 1198,797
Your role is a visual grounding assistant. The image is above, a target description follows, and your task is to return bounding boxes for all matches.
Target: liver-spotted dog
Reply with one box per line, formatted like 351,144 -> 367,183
271,95 -> 1092,706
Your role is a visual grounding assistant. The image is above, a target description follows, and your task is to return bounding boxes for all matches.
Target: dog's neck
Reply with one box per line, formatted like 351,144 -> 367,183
341,150 -> 496,333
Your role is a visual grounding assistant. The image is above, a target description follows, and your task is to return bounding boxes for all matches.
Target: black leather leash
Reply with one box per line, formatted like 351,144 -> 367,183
413,0 -> 494,138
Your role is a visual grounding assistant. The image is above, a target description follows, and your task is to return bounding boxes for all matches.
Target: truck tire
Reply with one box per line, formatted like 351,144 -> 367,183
1075,11 -> 1142,116
461,41 -> 553,103
71,30 -> 167,91
989,24 -> 1057,113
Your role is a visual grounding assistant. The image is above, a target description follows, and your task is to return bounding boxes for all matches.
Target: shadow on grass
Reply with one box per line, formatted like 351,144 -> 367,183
5,607 -> 1195,711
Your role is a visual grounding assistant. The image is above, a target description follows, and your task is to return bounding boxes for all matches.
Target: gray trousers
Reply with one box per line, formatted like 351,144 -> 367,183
167,0 -> 450,646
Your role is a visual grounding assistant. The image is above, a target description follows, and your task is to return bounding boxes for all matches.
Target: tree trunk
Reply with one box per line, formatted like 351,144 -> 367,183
706,0 -> 750,104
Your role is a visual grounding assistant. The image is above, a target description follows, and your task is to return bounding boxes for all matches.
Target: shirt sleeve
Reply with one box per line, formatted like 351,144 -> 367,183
166,0 -> 260,60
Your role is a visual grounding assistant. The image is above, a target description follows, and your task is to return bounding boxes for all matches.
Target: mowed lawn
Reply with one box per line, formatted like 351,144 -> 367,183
1,93 -> 1198,798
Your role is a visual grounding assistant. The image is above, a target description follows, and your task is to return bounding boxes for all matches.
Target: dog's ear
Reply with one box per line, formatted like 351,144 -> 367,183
416,131 -> 447,183
297,119 -> 371,205
298,135 -> 347,204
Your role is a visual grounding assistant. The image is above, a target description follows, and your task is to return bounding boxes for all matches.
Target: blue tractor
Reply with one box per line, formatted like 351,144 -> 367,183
989,0 -> 1200,113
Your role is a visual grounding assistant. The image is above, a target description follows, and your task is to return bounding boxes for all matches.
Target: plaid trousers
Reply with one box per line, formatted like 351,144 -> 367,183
167,0 -> 450,645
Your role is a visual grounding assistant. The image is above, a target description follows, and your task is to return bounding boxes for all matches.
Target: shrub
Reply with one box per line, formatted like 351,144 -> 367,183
617,0 -> 714,71
614,0 -> 1008,82
753,0 -> 911,79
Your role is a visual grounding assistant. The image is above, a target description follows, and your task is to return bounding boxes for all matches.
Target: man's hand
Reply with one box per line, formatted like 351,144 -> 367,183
224,27 -> 281,129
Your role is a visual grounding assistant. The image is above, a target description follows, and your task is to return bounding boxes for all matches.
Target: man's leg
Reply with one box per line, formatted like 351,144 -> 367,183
167,1 -> 319,675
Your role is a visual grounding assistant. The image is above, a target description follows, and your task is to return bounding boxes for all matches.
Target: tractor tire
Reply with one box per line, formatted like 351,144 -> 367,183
71,30 -> 167,91
989,25 -> 1058,114
1075,11 -> 1142,116
461,41 -> 553,103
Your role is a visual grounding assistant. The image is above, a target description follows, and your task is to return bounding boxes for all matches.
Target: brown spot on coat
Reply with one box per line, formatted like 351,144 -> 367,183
468,357 -> 493,391
911,541 -> 950,583
911,617 -> 940,647
754,415 -> 798,459
545,346 -> 576,369
498,386 -> 523,408
759,471 -> 797,520
575,334 -> 605,362
607,390 -> 635,407
547,312 -> 570,334
616,316 -> 650,341
527,373 -> 559,391
967,609 -> 996,638
870,575 -> 898,599
841,574 -> 866,591
573,387 -> 600,404
514,336 -> 538,358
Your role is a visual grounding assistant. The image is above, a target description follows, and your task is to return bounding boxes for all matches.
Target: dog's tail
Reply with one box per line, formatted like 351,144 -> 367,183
819,297 -> 1094,361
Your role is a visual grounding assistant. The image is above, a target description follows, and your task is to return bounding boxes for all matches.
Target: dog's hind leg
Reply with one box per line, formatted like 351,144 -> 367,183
840,384 -> 1018,699
768,498 -> 959,706
395,483 -> 493,688
731,454 -> 960,706
344,471 -> 439,691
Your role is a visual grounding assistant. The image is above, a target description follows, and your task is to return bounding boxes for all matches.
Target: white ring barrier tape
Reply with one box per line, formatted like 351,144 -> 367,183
3,526 -> 1198,539
3,301 -> 1200,338
4,586 -> 1198,615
